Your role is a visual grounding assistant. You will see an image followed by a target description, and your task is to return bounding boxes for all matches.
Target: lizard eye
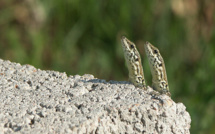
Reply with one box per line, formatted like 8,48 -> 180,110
154,50 -> 158,54
130,44 -> 134,48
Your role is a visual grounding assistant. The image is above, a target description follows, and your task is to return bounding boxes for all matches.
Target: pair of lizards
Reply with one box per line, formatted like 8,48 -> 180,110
121,36 -> 171,96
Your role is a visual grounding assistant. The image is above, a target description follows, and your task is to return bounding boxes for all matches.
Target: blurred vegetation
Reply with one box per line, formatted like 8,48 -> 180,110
0,0 -> 215,133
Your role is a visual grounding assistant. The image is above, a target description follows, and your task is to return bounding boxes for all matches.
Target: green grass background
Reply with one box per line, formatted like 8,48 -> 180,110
0,0 -> 215,133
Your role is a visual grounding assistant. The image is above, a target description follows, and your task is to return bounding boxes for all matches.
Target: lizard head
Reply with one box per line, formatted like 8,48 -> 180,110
144,41 -> 164,68
121,36 -> 141,62
144,41 -> 161,58
121,36 -> 137,53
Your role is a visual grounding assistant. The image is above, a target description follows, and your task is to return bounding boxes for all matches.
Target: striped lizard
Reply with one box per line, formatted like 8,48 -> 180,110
120,36 -> 171,96
121,36 -> 146,88
144,41 -> 171,96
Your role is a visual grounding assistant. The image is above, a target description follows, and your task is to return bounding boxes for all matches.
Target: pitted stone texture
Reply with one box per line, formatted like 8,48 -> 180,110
0,59 -> 191,134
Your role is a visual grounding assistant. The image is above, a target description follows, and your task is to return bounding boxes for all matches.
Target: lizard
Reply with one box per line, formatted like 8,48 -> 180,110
144,41 -> 171,96
120,36 -> 171,96
120,36 -> 146,88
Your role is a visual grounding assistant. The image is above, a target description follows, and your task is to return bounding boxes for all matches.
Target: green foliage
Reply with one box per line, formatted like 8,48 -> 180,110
0,0 -> 215,133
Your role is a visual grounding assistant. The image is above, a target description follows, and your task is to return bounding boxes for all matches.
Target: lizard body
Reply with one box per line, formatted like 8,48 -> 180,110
144,41 -> 171,96
121,36 -> 146,88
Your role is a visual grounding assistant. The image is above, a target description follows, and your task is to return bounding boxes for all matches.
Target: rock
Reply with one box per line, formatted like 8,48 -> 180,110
0,59 -> 191,134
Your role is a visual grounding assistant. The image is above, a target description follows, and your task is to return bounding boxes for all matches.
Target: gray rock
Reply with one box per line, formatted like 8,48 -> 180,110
0,59 -> 191,134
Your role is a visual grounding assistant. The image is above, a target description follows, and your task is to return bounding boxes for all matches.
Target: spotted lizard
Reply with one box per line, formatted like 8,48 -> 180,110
120,36 -> 146,88
144,41 -> 171,96
120,36 -> 171,96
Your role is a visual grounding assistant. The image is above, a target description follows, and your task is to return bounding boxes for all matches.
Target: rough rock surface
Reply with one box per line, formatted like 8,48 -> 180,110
0,59 -> 191,134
